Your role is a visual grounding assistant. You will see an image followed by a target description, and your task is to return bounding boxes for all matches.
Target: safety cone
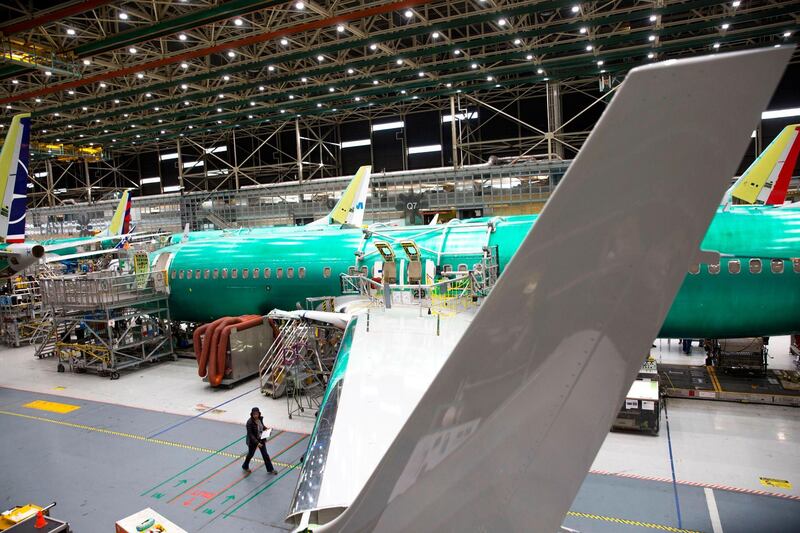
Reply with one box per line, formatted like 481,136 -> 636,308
34,510 -> 47,529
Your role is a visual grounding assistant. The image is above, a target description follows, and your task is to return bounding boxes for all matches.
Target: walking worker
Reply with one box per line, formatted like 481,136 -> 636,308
242,407 -> 277,475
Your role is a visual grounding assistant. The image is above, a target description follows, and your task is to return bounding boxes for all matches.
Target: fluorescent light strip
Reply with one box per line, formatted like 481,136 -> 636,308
163,185 -> 183,192
762,107 -> 800,120
204,146 -> 228,154
33,171 -> 48,178
159,152 -> 179,161
206,169 -> 230,177
408,144 -> 442,154
140,177 -> 161,185
182,160 -> 204,169
341,139 -> 371,149
442,111 -> 478,123
372,120 -> 404,132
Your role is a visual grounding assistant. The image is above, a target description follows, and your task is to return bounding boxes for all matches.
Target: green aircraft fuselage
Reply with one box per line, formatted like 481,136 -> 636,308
154,206 -> 800,338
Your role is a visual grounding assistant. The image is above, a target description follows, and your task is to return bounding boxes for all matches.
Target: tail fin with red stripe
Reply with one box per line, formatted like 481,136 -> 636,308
730,124 -> 800,205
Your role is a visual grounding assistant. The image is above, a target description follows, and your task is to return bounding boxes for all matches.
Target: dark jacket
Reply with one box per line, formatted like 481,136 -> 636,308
246,416 -> 265,447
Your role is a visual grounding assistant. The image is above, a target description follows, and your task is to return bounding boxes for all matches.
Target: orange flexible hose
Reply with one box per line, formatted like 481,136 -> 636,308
193,323 -> 211,376
210,315 -> 262,387
204,317 -> 242,380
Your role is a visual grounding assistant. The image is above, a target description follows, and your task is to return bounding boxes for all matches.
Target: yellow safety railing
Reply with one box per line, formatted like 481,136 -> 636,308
430,276 -> 475,317
55,342 -> 110,365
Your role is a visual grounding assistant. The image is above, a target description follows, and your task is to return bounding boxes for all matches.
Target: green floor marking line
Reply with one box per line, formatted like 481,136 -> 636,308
140,435 -> 245,496
222,467 -> 296,519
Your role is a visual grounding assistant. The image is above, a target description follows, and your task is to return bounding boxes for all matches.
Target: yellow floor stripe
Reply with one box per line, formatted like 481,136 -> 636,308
567,511 -> 702,533
0,409 -> 299,469
706,366 -> 722,393
23,400 -> 81,414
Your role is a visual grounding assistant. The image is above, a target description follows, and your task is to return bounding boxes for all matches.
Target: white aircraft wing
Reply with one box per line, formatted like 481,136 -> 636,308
43,235 -> 123,252
44,248 -> 124,263
317,47 -> 792,532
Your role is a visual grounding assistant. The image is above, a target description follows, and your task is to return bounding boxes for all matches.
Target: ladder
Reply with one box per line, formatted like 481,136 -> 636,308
258,319 -> 309,398
204,211 -> 236,230
33,316 -> 68,360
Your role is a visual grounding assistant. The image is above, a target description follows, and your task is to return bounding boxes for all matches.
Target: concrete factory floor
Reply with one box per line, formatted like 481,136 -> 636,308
0,338 -> 798,531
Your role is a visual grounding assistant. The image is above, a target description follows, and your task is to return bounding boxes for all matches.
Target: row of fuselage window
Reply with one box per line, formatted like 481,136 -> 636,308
170,258 -> 800,282
169,263 -> 466,282
688,258 -> 800,276
170,266 -> 331,281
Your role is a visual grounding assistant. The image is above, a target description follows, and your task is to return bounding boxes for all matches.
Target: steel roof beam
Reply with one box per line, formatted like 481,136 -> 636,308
36,6 -> 795,143
0,0 -> 434,106
0,0 -> 116,35
33,0 -> 724,122
86,28 -> 793,151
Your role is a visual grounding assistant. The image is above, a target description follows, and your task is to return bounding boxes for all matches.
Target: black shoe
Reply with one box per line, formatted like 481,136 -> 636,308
242,465 -> 251,472
268,469 -> 278,475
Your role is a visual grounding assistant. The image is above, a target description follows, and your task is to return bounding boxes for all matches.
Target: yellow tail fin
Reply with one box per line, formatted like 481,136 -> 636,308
731,124 -> 800,205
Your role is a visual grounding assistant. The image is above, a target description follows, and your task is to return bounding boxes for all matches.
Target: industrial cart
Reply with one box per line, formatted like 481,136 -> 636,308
612,380 -> 661,435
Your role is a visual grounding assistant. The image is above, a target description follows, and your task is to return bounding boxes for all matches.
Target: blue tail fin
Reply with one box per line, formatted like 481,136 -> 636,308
0,113 -> 31,243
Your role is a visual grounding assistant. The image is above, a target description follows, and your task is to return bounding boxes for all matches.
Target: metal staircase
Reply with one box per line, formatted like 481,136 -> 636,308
33,316 -> 68,359
258,319 -> 310,398
204,211 -> 236,230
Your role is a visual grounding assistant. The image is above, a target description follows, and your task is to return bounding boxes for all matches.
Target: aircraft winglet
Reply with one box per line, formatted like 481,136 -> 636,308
327,47 -> 793,533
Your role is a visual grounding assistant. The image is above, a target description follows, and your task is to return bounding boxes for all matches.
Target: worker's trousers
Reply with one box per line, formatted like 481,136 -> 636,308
243,439 -> 275,472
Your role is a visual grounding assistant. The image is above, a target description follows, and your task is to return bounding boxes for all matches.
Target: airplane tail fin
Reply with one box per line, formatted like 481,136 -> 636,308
314,165 -> 371,226
729,124 -> 800,205
0,113 -> 31,243
101,190 -> 132,237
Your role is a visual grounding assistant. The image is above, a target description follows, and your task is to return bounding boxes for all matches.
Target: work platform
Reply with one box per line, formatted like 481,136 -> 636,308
659,363 -> 800,407
37,270 -> 174,379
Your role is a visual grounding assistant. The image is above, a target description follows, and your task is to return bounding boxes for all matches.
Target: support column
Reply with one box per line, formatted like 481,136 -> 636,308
45,160 -> 55,207
84,159 -> 92,202
450,95 -> 459,169
546,81 -> 564,160
176,137 -> 185,192
295,118 -> 304,182
232,129 -> 240,190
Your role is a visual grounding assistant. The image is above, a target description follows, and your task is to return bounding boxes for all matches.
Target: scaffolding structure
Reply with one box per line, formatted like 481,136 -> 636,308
39,270 -> 174,379
0,278 -> 52,347
259,312 -> 342,419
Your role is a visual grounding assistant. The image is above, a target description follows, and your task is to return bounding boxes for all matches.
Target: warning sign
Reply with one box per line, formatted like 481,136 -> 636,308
625,399 -> 639,410
759,477 -> 792,490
